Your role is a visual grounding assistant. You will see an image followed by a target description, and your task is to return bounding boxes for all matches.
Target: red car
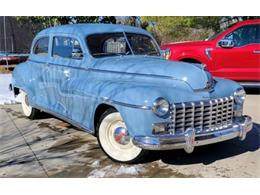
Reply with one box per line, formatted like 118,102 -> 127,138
0,53 -> 28,65
161,20 -> 260,87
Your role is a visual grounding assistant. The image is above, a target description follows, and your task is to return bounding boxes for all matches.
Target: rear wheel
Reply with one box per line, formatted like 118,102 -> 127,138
97,108 -> 147,163
21,90 -> 40,119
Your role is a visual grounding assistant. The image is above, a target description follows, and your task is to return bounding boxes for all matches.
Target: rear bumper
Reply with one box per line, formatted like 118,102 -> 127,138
133,115 -> 253,153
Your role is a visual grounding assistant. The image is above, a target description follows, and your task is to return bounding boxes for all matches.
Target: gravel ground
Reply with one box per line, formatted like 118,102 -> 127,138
0,93 -> 259,178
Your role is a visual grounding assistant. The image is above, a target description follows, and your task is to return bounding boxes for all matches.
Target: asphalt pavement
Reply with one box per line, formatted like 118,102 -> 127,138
0,93 -> 259,177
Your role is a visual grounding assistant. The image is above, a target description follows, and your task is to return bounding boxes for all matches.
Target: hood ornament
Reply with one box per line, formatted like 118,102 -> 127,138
205,78 -> 216,91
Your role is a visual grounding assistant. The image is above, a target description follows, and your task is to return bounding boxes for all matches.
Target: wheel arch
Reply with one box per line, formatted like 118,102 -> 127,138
180,58 -> 202,64
93,103 -> 117,135
13,86 -> 20,96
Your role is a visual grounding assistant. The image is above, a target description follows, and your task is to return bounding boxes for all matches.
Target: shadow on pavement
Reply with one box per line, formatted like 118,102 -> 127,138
2,105 -> 259,168
143,123 -> 260,165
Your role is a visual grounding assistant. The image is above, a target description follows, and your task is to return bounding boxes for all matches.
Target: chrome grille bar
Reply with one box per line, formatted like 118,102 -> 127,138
191,102 -> 195,128
169,96 -> 234,134
181,103 -> 186,132
209,100 -> 213,130
199,101 -> 204,130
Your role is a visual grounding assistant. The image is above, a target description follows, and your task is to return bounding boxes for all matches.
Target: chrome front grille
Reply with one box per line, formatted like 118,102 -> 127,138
168,96 -> 234,134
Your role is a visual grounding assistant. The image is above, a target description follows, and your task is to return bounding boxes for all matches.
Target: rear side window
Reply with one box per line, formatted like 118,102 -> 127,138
52,36 -> 83,60
33,37 -> 49,56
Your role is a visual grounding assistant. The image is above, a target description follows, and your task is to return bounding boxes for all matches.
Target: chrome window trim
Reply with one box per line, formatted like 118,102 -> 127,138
51,35 -> 84,60
32,36 -> 50,56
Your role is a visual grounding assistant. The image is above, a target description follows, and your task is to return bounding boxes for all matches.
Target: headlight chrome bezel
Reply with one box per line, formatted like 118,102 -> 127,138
152,97 -> 170,118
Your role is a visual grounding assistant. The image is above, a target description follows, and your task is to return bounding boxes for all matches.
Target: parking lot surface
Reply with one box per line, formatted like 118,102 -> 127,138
0,94 -> 259,178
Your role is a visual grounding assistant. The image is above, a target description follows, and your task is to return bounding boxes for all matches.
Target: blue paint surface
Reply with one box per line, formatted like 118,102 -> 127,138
12,24 -> 242,136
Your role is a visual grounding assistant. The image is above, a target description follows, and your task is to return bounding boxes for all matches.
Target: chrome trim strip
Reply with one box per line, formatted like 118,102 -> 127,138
89,68 -> 177,80
209,100 -> 213,130
199,101 -> 204,129
181,102 -> 185,132
29,59 -> 176,80
29,59 -> 88,71
205,48 -> 213,60
101,97 -> 152,110
191,102 -> 195,128
239,82 -> 260,88
253,50 -> 260,54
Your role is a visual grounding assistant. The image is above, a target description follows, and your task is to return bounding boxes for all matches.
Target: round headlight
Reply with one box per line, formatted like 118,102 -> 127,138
234,88 -> 246,105
152,97 -> 170,117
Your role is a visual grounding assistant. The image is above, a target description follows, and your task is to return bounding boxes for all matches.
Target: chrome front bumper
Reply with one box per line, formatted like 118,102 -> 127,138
133,115 -> 253,153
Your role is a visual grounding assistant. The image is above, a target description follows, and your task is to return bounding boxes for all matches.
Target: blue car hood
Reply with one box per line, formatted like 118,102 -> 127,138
92,56 -> 211,90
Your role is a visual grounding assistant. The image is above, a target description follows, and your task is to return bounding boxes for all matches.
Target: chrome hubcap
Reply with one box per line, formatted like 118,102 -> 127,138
113,127 -> 130,145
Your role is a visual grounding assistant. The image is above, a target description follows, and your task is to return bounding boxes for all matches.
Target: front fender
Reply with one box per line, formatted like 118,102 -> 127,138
213,77 -> 242,97
66,77 -> 197,136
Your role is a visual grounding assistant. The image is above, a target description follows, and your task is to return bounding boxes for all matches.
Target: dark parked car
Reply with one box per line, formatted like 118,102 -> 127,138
0,52 -> 28,65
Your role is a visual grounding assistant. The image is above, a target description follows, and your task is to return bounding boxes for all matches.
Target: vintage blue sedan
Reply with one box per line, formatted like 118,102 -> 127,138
11,24 -> 253,163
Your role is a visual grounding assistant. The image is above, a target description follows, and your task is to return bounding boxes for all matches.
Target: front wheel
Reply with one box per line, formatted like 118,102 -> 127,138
21,90 -> 40,119
97,108 -> 147,163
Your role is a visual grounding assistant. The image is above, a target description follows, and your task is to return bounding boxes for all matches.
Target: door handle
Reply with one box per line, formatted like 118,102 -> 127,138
63,69 -> 70,78
253,50 -> 260,54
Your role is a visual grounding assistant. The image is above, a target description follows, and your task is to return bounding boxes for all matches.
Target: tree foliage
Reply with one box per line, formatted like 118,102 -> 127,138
141,16 -> 222,44
16,16 -> 116,35
141,16 -> 260,44
15,16 -> 260,44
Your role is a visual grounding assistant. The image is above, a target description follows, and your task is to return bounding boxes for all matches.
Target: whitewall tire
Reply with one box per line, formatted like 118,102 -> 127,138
21,90 -> 40,119
97,108 -> 147,163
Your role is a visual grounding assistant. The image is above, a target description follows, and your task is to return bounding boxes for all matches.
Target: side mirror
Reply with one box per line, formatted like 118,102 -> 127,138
72,48 -> 83,60
162,48 -> 171,59
218,39 -> 235,48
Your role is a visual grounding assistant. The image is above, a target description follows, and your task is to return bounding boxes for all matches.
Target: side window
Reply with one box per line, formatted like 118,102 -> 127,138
33,37 -> 49,56
224,25 -> 259,47
256,25 -> 260,43
52,36 -> 83,60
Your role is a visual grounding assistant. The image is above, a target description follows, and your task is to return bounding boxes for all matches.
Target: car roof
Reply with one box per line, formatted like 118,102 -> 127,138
37,23 -> 151,37
235,19 -> 260,26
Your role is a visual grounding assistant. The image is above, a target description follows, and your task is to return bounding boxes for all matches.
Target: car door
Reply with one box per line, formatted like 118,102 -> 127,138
49,35 -> 84,117
212,24 -> 260,81
29,36 -> 51,108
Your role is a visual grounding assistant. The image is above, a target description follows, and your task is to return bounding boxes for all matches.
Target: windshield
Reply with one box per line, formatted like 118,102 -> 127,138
86,32 -> 160,58
207,30 -> 225,40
